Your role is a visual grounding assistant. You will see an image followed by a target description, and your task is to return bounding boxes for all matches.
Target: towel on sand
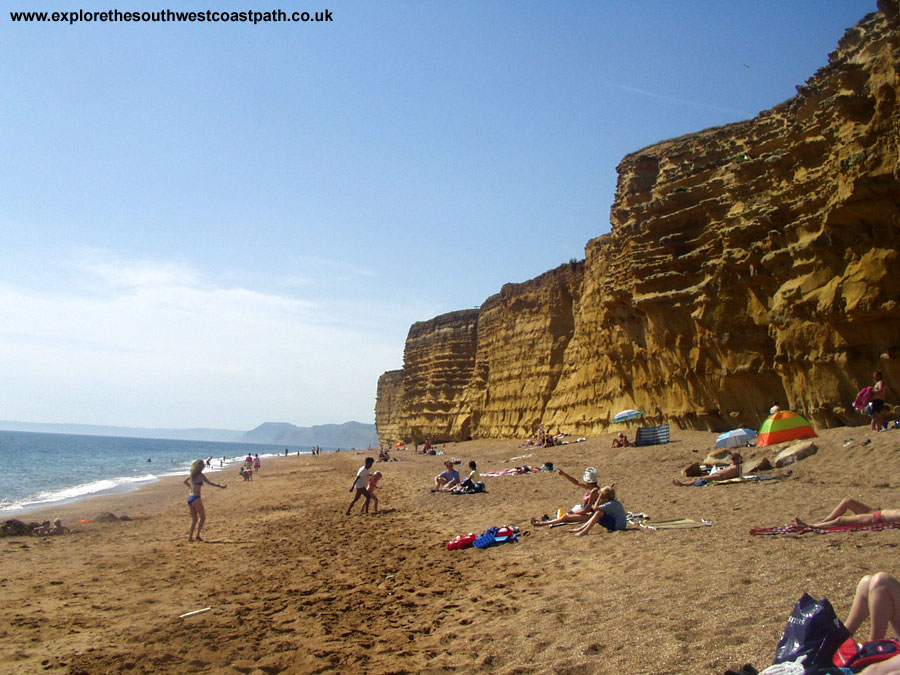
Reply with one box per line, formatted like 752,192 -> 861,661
750,521 -> 900,536
639,518 -> 712,530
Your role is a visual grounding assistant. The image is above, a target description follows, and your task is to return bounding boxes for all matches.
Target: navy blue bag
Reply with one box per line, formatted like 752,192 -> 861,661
774,594 -> 852,671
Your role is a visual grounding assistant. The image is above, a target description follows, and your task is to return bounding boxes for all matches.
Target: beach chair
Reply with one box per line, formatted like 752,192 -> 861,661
634,424 -> 670,447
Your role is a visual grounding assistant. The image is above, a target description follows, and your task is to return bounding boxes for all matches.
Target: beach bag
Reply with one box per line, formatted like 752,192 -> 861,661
833,637 -> 900,671
774,594 -> 851,670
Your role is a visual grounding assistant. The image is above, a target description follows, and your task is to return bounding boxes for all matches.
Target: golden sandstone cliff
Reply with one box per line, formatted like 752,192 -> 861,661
376,2 -> 900,444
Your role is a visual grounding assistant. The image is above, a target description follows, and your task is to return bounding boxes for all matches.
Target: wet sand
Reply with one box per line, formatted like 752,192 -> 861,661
1,425 -> 898,674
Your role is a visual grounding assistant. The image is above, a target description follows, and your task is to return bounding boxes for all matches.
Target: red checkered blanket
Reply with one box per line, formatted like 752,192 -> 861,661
750,521 -> 900,536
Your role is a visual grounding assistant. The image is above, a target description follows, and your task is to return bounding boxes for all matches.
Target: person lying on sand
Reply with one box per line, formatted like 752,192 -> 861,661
672,452 -> 742,486
794,497 -> 900,529
568,485 -> 626,537
531,467 -> 600,527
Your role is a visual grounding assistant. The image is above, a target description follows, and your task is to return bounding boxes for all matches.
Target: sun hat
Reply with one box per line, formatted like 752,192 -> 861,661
583,467 -> 598,484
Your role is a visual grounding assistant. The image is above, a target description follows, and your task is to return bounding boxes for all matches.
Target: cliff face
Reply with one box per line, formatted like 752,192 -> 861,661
377,3 -> 900,444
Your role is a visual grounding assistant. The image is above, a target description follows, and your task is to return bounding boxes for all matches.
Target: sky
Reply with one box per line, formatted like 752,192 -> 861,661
0,0 -> 877,430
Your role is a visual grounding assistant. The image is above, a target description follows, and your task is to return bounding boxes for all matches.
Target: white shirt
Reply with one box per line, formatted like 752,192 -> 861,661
353,466 -> 371,490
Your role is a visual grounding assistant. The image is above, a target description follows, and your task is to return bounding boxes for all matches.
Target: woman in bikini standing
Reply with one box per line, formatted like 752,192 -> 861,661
184,458 -> 226,542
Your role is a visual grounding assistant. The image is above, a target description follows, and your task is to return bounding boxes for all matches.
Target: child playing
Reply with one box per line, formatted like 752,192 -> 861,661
362,471 -> 382,514
346,457 -> 375,515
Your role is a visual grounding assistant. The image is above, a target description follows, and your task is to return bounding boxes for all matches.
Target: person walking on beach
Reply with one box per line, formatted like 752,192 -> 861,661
253,454 -> 261,473
184,458 -> 226,542
346,457 -> 374,515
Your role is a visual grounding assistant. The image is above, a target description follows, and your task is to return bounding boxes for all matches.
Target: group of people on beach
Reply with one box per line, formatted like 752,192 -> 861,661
529,465 -> 626,537
172,371 -> 900,669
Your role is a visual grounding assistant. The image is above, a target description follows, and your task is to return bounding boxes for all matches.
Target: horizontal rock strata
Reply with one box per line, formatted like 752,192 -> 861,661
377,2 -> 900,444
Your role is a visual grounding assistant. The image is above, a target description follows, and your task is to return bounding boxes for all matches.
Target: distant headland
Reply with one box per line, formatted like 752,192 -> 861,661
0,420 -> 379,448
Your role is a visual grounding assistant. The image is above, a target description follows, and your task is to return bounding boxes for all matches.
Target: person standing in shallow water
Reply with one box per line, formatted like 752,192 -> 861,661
184,458 -> 226,542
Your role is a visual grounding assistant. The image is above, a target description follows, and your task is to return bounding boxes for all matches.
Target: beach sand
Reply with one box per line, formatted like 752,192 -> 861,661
2,425 -> 898,674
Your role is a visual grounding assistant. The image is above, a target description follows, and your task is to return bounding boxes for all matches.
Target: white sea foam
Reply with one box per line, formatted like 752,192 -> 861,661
0,473 -> 158,514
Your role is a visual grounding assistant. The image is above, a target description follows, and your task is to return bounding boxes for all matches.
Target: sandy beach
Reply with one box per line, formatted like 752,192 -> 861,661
2,425 -> 898,674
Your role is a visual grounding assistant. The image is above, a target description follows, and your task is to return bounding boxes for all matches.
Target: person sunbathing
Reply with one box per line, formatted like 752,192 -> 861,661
611,432 -> 630,448
568,485 -> 626,536
794,497 -> 900,529
844,572 -> 900,643
531,467 -> 600,527
672,452 -> 742,486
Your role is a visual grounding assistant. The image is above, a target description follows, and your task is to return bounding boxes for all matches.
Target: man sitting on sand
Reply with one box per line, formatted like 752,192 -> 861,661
672,452 -> 742,486
611,432 -> 630,448
433,460 -> 460,492
794,497 -> 900,529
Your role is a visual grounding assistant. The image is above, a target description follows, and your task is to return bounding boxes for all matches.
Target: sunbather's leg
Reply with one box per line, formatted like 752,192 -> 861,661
846,574 -> 876,636
823,497 -> 875,521
795,513 -> 876,529
868,572 -> 900,640
568,510 -> 601,536
846,573 -> 900,641
532,513 -> 589,527
672,478 -> 704,487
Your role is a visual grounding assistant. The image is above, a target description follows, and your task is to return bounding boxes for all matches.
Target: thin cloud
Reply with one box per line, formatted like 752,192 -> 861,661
0,252 -> 402,427
599,80 -> 748,116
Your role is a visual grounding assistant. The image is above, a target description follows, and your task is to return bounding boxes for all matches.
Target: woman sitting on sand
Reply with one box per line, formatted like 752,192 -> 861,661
184,458 -> 226,542
611,432 -> 630,448
793,497 -> 900,529
531,467 -> 600,527
568,485 -> 626,537
672,452 -> 742,486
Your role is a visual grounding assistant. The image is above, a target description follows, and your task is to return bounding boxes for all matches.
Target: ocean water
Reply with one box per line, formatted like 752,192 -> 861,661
0,430 -> 313,516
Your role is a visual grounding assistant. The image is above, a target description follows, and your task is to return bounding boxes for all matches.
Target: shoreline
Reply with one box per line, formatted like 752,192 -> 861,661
2,452 -> 310,524
3,426 -> 899,673
0,446 -> 323,519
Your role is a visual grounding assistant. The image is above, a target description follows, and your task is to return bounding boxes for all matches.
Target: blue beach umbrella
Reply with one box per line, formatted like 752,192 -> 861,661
612,409 -> 643,423
715,428 -> 758,449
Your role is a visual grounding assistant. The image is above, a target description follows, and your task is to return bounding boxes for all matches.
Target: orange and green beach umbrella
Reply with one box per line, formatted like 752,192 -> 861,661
757,411 -> 817,447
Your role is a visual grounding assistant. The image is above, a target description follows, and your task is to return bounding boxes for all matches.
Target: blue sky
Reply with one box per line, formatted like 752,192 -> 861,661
0,1 -> 876,429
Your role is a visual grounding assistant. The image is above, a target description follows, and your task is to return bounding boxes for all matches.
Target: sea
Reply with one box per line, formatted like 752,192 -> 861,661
0,429 -> 315,516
